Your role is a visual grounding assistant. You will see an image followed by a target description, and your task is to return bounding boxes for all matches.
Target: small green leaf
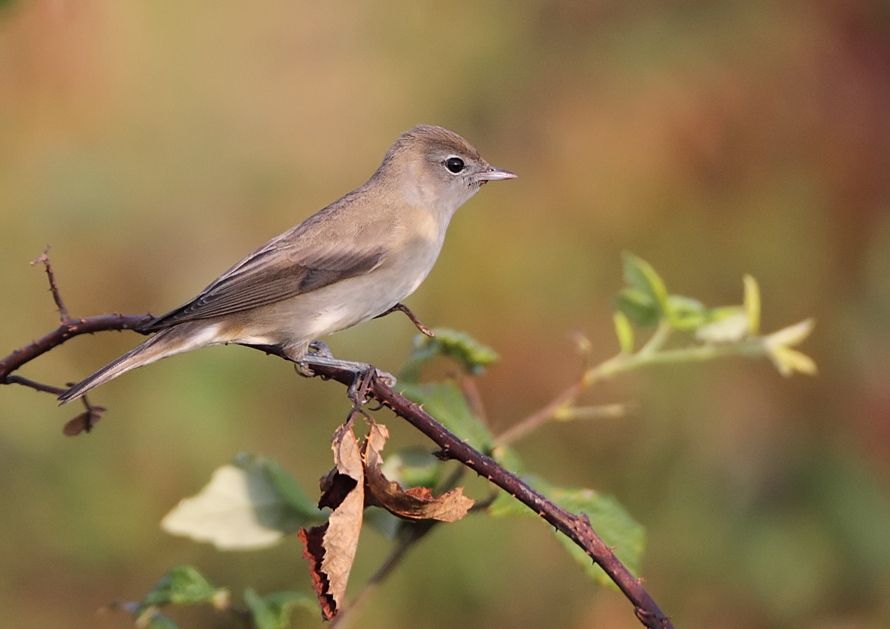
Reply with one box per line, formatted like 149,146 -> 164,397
254,455 -> 324,521
142,566 -> 222,608
489,477 -> 645,586
622,253 -> 669,315
244,589 -> 315,629
743,275 -> 761,335
161,455 -> 325,551
665,295 -> 708,331
400,381 -> 493,452
139,608 -> 179,629
612,312 -> 635,353
615,288 -> 660,327
401,328 -> 499,380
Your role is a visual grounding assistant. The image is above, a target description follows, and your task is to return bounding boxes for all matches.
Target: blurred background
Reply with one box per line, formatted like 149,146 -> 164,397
2,1 -> 889,627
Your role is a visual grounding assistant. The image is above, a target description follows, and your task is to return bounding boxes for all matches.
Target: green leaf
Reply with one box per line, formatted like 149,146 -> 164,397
254,455 -> 324,521
142,566 -> 223,608
244,589 -> 315,629
489,477 -> 645,587
612,312 -> 635,353
550,487 -> 645,585
743,275 -> 761,335
665,295 -> 708,331
622,253 -> 669,315
141,609 -> 179,629
400,328 -> 499,381
161,455 -> 325,551
400,381 -> 493,452
615,288 -> 660,327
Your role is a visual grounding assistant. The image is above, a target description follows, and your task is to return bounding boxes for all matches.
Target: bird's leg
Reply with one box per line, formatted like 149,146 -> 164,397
347,366 -> 376,417
296,353 -> 397,419
295,353 -> 397,389
375,303 -> 435,337
307,339 -> 334,359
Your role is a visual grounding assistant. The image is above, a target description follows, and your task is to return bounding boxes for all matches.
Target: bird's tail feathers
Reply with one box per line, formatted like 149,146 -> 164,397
59,328 -> 196,404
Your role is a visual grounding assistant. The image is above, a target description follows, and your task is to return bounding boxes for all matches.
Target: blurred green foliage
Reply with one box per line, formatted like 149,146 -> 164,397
2,2 -> 890,628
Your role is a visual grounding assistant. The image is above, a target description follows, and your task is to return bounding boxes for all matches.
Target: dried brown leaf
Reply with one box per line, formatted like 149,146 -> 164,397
62,406 -> 105,436
299,423 -> 364,620
363,423 -> 474,522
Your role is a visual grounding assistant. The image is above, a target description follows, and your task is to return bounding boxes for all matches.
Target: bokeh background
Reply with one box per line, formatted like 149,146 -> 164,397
2,2 -> 889,627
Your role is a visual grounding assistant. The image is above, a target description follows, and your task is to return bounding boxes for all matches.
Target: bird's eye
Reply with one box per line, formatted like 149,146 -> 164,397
444,157 -> 465,174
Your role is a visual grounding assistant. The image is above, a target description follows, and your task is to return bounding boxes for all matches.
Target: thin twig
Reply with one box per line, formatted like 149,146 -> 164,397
459,375 -> 488,426
495,380 -> 585,446
31,246 -> 70,322
0,312 -> 153,385
4,374 -> 66,395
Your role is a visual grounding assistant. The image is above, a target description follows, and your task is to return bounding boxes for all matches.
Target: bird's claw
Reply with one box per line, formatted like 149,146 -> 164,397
308,340 -> 334,358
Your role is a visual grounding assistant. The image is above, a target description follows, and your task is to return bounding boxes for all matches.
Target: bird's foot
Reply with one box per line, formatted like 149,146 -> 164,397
307,339 -> 334,358
295,353 -> 396,389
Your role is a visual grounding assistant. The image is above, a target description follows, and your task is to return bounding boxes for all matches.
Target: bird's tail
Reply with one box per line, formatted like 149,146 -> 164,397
59,327 -> 197,404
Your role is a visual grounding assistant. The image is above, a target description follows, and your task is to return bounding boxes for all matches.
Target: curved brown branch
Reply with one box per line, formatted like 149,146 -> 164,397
0,251 -> 155,394
1,254 -> 673,628
296,358 -> 673,629
0,313 -> 153,389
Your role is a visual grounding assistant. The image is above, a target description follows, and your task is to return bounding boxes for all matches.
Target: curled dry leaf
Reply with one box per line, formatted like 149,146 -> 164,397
363,423 -> 474,522
62,406 -> 106,436
298,423 -> 365,621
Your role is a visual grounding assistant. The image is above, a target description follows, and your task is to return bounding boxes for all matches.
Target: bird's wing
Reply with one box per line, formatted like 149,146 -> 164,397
143,229 -> 385,331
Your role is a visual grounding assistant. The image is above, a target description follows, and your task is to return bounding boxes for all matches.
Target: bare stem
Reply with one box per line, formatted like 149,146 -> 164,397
498,322 -> 766,447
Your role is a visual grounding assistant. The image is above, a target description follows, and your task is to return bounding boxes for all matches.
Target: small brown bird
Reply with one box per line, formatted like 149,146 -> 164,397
59,125 -> 515,403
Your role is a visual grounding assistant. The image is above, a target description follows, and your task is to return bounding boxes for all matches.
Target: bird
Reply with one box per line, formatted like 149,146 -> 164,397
58,124 -> 515,403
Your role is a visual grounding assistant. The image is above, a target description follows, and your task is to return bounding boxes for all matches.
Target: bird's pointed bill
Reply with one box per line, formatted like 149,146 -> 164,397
476,167 -> 517,182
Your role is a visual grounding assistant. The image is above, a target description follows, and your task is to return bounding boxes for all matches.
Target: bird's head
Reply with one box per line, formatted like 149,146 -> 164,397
377,124 -> 516,216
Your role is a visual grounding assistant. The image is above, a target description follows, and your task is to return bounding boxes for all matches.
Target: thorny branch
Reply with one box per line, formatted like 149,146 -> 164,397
0,253 -> 673,629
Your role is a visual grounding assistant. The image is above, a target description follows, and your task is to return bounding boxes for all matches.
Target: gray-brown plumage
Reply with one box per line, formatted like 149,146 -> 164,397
59,125 -> 515,403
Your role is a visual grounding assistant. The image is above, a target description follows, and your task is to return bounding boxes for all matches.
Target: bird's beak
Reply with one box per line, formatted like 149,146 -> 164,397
476,166 -> 517,182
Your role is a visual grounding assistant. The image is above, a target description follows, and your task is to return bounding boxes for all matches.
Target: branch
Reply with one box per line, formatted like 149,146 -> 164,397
2,255 -> 673,628
0,312 -> 153,386
289,355 -> 672,628
0,251 -> 154,392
